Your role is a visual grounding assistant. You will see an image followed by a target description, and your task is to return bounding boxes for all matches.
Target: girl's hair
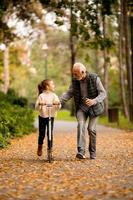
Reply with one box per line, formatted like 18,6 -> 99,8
38,79 -> 52,94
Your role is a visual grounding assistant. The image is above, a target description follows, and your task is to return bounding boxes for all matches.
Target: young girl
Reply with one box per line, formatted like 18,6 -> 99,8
35,79 -> 61,157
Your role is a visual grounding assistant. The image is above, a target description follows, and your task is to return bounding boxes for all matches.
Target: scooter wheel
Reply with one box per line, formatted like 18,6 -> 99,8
47,149 -> 52,163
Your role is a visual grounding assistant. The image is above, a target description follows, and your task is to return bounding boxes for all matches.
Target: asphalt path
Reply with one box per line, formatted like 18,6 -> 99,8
35,119 -> 123,134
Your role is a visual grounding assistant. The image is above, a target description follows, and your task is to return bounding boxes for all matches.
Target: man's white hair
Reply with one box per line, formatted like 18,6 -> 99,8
73,62 -> 86,71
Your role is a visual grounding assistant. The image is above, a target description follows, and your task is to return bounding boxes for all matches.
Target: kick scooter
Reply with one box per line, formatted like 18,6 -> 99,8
46,103 -> 59,163
46,104 -> 53,163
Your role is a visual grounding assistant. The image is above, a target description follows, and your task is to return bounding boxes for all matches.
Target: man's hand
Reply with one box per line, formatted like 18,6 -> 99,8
84,98 -> 97,107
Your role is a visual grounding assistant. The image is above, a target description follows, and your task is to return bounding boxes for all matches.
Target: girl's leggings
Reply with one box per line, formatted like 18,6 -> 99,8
38,115 -> 54,149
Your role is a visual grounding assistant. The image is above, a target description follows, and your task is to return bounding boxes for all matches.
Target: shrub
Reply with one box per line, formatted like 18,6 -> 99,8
6,89 -> 28,107
0,134 -> 8,148
0,90 -> 35,148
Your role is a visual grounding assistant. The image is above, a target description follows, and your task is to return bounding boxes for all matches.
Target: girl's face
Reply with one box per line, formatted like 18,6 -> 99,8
47,81 -> 55,92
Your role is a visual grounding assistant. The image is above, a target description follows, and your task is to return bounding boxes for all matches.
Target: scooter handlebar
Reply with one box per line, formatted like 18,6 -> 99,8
39,103 -> 60,107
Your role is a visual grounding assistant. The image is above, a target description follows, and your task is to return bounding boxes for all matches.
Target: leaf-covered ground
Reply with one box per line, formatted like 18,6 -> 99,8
0,122 -> 133,200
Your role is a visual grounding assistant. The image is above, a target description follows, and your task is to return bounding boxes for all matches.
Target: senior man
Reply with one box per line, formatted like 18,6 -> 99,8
60,62 -> 106,159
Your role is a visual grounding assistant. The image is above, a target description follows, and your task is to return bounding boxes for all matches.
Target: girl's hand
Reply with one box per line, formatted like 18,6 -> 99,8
53,100 -> 60,105
39,100 -> 46,106
39,103 -> 45,106
53,101 -> 61,110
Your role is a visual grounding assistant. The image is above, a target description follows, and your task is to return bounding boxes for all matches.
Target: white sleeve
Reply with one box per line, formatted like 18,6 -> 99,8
35,95 -> 42,110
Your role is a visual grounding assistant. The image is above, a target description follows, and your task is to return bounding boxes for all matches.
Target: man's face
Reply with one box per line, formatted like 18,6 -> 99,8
73,68 -> 86,80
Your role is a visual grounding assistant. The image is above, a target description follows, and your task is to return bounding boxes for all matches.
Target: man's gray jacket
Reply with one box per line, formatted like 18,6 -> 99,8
60,72 -> 106,117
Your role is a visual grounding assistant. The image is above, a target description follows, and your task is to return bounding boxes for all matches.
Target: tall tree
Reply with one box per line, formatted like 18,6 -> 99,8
100,0 -> 117,115
123,0 -> 133,122
102,15 -> 109,115
70,0 -> 76,72
0,5 -> 15,94
130,16 -> 133,121
95,2 -> 100,74
0,0 -> 44,93
118,0 -> 129,117
127,0 -> 133,122
3,45 -> 9,94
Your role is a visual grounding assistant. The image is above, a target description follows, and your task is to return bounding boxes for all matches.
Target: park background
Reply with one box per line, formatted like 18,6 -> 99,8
0,0 -> 133,148
0,1 -> 133,200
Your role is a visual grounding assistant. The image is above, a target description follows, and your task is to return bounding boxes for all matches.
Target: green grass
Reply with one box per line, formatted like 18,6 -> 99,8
56,109 -> 76,121
56,109 -> 133,131
99,114 -> 133,131
35,109 -> 76,121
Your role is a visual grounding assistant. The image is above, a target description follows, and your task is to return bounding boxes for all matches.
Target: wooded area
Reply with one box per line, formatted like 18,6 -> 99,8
0,0 -> 133,122
0,2 -> 133,199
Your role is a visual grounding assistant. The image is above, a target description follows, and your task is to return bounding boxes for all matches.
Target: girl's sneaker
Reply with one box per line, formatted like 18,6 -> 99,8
37,145 -> 43,156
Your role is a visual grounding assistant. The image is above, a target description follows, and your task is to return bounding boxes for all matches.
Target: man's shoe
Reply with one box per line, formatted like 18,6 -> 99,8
37,145 -> 43,156
76,152 -> 86,159
90,154 -> 96,160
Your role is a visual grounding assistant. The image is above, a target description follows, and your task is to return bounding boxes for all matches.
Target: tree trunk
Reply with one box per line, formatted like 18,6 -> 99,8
123,0 -> 132,121
70,0 -> 76,116
129,16 -> 133,122
3,46 -> 9,94
95,49 -> 99,74
70,31 -> 76,72
118,0 -> 129,117
102,15 -> 108,116
95,3 -> 99,74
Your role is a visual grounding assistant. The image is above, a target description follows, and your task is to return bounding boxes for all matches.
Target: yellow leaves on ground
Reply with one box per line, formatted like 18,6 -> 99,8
0,128 -> 133,200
